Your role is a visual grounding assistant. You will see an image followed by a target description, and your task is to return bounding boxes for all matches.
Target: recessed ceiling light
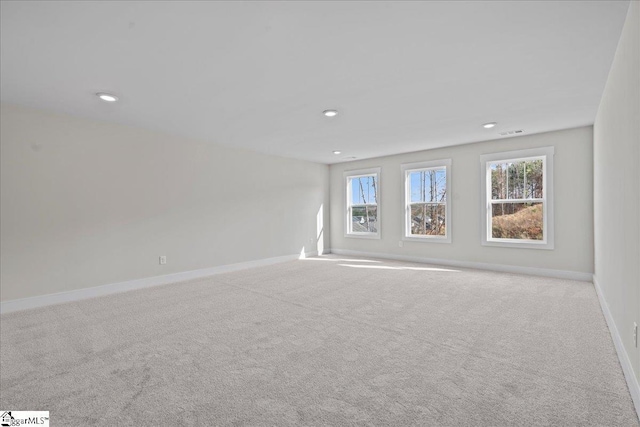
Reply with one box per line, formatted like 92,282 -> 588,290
483,122 -> 497,129
323,109 -> 338,117
333,150 -> 341,154
97,92 -> 118,102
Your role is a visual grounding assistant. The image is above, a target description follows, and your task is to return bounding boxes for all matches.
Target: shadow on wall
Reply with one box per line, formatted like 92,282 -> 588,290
299,204 -> 326,259
317,204 -> 324,255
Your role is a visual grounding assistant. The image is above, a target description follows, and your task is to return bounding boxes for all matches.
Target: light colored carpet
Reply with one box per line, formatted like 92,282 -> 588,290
0,255 -> 637,426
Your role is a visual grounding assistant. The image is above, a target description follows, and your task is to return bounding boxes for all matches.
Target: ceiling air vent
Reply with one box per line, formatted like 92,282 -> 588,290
498,130 -> 525,137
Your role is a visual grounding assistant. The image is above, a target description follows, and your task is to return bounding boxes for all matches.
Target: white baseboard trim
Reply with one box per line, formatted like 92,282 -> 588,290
0,252 -> 315,314
593,275 -> 640,418
329,249 -> 592,281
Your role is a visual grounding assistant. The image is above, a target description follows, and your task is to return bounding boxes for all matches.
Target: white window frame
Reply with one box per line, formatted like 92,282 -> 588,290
480,146 -> 554,250
401,159 -> 452,243
344,167 -> 381,239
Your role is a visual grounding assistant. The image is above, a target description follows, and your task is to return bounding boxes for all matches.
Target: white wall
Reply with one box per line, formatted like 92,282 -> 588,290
594,1 -> 640,386
330,127 -> 593,275
0,104 -> 330,301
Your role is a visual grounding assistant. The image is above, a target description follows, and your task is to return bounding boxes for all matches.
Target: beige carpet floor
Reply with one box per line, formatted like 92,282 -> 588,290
0,255 -> 638,426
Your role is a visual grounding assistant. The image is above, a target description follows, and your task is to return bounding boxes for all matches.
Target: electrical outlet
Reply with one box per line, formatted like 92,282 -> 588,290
159,256 -> 167,265
634,323 -> 638,347
398,241 -> 404,248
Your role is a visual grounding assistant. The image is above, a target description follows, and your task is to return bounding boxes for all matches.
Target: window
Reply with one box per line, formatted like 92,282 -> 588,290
345,168 -> 380,238
480,147 -> 554,249
401,160 -> 451,243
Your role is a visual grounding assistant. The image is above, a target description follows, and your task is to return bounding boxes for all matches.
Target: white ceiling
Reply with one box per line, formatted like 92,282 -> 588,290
0,1 -> 629,164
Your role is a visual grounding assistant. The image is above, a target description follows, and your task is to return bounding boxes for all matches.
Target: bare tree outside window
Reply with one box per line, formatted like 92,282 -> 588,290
408,168 -> 447,236
347,173 -> 378,235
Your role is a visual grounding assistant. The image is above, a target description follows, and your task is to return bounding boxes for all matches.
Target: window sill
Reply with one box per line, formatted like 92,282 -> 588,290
482,239 -> 554,250
345,233 -> 380,240
402,235 -> 451,244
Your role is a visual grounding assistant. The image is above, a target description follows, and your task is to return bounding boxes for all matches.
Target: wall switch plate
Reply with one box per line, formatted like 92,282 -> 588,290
398,241 -> 403,248
159,256 -> 167,265
634,323 -> 638,347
